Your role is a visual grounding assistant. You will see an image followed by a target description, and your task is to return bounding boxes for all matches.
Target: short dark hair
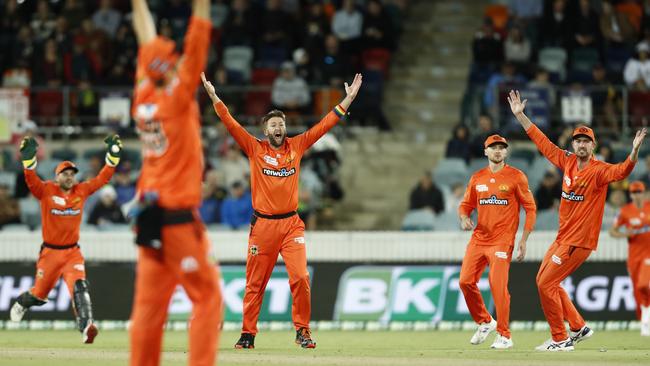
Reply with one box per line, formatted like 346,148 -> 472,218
262,109 -> 286,125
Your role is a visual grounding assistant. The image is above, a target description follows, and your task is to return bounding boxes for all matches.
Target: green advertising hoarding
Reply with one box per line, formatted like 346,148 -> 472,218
333,266 -> 492,322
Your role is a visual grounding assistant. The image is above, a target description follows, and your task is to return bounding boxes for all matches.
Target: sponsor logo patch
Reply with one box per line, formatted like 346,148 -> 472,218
50,208 -> 81,216
262,167 -> 296,177
476,184 -> 488,192
561,191 -> 584,202
479,195 -> 509,206
52,196 -> 66,206
294,237 -> 305,244
630,218 -> 642,226
495,251 -> 508,259
552,255 -> 562,265
73,264 -> 85,272
263,155 -> 279,166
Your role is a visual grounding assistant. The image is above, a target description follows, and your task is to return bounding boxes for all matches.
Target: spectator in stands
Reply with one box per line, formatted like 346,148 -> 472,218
293,48 -> 315,84
471,20 -> 503,71
535,170 -> 562,210
361,0 -> 394,51
0,183 -> 20,229
298,184 -> 318,229
571,0 -> 602,50
470,114 -> 497,159
315,34 -> 350,86
11,26 -> 36,71
222,0 -> 257,47
65,42 -> 95,84
600,0 -> 637,48
271,61 -> 311,115
88,185 -> 126,227
301,2 -> 330,60
199,170 -> 228,224
31,0 -> 56,42
113,164 -> 135,205
92,0 -> 122,38
589,63 -> 620,133
52,17 -> 73,55
219,143 -> 250,188
409,171 -> 444,214
446,124 -> 471,163
259,0 -> 292,52
603,188 -> 628,229
210,0 -> 230,29
504,26 -> 531,68
539,0 -> 571,48
221,181 -> 253,230
624,42 -> 650,89
445,182 -> 466,213
527,67 -> 556,105
34,39 -> 64,86
509,0 -> 544,22
596,142 -> 614,163
483,62 -> 526,111
332,0 -> 363,55
617,0 -> 642,33
61,0 -> 87,30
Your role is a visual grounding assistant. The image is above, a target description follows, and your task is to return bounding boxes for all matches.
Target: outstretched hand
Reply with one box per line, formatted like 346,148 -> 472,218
201,72 -> 221,104
507,90 -> 527,115
344,73 -> 363,101
632,128 -> 647,152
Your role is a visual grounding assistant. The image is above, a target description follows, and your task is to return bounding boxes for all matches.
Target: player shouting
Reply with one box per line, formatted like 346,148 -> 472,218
609,181 -> 650,336
458,134 -> 536,349
10,134 -> 122,344
202,72 -> 362,349
129,1 -> 222,365
508,89 -> 647,351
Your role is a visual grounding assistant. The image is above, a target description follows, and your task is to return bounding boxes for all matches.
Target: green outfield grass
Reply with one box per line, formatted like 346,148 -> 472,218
0,330 -> 648,366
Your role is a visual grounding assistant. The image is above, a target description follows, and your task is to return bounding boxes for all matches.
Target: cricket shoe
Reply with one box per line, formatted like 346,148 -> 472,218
470,318 -> 497,345
490,333 -> 513,349
234,333 -> 255,349
9,302 -> 26,322
535,338 -> 574,352
295,327 -> 316,349
570,326 -> 593,344
83,322 -> 98,344
640,322 -> 650,337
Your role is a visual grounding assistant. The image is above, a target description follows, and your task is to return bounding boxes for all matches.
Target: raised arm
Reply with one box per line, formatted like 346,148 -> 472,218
79,135 -> 122,195
297,73 -> 363,151
508,89 -> 568,169
201,73 -> 257,156
131,0 -> 156,46
177,1 -> 212,90
20,137 -> 46,199
596,129 -> 645,186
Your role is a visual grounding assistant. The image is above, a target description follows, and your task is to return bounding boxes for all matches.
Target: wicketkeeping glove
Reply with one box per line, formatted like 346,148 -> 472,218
104,134 -> 122,167
20,137 -> 39,169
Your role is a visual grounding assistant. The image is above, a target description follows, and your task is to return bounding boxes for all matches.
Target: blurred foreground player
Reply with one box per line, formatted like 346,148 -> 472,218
459,134 -> 536,349
610,181 -> 650,336
129,0 -> 222,365
10,135 -> 122,344
202,72 -> 362,349
508,89 -> 647,351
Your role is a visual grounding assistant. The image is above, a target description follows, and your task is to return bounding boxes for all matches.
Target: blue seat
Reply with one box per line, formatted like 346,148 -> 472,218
402,209 -> 435,231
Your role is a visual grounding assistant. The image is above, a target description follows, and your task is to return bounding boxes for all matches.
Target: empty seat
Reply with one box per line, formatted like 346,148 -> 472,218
0,171 -> 16,196
507,157 -> 529,173
36,159 -> 62,178
401,209 -> 435,231
538,47 -> 567,81
433,211 -> 461,231
433,158 -> 469,188
571,47 -> 600,74
19,197 -> 41,230
510,149 -> 536,164
536,209 -> 559,230
223,45 -> 254,82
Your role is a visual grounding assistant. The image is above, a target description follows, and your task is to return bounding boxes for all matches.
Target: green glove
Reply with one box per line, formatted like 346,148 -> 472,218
20,137 -> 38,169
104,134 -> 122,167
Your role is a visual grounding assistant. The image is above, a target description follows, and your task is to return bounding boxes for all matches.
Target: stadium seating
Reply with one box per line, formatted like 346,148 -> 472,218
433,158 -> 469,188
535,209 -> 559,230
51,148 -> 78,161
18,197 -> 41,230
538,47 -> 567,81
223,46 -> 254,82
432,211 -> 461,231
401,209 -> 435,231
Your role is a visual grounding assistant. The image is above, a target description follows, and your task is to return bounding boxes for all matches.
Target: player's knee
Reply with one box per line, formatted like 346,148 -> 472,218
458,277 -> 474,291
290,273 -> 310,287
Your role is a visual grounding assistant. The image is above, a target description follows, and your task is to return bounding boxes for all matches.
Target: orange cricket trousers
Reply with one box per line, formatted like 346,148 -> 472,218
31,244 -> 86,300
130,219 -> 222,366
242,213 -> 310,335
536,242 -> 591,342
459,243 -> 513,338
629,257 -> 650,317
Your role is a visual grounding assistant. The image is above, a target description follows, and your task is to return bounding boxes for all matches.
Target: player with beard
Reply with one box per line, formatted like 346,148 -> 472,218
508,89 -> 646,351
458,134 -> 536,349
201,72 -> 362,349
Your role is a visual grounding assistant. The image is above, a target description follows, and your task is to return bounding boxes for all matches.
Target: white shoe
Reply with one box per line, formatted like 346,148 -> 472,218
641,306 -> 650,337
83,322 -> 98,344
10,302 -> 26,322
535,337 -> 574,352
470,318 -> 497,345
490,333 -> 513,349
569,325 -> 594,343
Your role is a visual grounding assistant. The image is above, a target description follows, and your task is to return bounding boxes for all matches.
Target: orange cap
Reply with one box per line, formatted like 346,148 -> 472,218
55,161 -> 79,175
629,181 -> 646,193
572,125 -> 596,143
484,134 -> 508,148
138,36 -> 178,81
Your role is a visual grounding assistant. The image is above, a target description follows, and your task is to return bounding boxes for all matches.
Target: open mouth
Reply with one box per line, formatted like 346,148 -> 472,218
274,133 -> 282,139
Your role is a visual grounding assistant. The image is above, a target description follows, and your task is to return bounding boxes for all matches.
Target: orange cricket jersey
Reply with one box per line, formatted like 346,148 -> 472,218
527,125 -> 635,250
614,201 -> 650,260
213,101 -> 342,215
24,166 -> 114,246
459,165 -> 536,246
132,17 -> 211,209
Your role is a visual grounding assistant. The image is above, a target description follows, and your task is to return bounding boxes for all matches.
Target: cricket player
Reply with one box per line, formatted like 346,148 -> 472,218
459,134 -> 536,349
609,181 -> 650,336
508,89 -> 647,351
202,72 -> 362,349
9,134 -> 122,344
129,1 -> 222,365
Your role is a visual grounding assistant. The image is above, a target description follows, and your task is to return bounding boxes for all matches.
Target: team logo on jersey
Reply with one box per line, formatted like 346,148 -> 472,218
476,184 -> 488,192
561,191 -> 585,202
285,152 -> 296,164
498,184 -> 509,192
552,255 -> 562,265
564,175 -> 572,187
180,256 -> 198,273
72,197 -> 81,204
52,196 -> 66,206
564,150 -> 573,157
263,155 -> 279,166
249,244 -> 258,256
36,269 -> 44,278
262,167 -> 296,178
50,208 -> 81,216
479,195 -> 508,206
